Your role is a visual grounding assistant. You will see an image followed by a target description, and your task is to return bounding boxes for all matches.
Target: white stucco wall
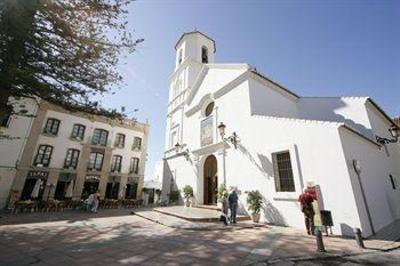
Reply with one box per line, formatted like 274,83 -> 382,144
162,32 -> 399,237
0,98 -> 38,208
339,127 -> 400,236
163,73 -> 365,236
298,97 -> 373,138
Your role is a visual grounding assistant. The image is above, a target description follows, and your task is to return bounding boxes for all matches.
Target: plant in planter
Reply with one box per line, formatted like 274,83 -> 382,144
182,185 -> 194,207
216,184 -> 226,209
169,190 -> 180,205
246,190 -> 263,223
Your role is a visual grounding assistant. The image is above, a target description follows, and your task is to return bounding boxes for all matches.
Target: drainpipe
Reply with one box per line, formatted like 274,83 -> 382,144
353,160 -> 375,236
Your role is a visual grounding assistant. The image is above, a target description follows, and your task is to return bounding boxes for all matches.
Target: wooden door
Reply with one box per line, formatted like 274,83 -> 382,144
204,155 -> 218,205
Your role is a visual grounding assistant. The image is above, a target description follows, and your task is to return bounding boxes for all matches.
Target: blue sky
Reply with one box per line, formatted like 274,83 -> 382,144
102,0 -> 400,179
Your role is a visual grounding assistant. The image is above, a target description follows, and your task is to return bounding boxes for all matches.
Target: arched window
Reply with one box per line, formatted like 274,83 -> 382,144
201,46 -> 208,63
205,102 -> 214,117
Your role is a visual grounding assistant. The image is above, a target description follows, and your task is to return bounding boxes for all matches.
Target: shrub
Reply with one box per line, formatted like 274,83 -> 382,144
169,190 -> 180,203
246,190 -> 263,214
182,185 -> 193,199
217,184 -> 226,202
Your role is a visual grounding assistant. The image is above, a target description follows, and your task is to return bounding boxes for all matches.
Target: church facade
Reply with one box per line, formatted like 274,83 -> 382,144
161,31 -> 400,237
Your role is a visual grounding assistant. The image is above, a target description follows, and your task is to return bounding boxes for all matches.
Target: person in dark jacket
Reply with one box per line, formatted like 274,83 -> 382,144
228,188 -> 238,224
298,189 -> 315,235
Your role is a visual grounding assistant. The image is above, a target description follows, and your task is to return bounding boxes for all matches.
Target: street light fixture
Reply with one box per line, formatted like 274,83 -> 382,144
376,126 -> 400,145
218,122 -> 239,149
174,142 -> 190,160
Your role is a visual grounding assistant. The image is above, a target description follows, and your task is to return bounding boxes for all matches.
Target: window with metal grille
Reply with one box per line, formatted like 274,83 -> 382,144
130,157 -> 139,174
111,155 -> 123,172
34,145 -> 53,167
114,133 -> 125,148
92,128 -> 108,146
87,152 -> 104,171
273,151 -> 295,192
132,137 -> 142,150
71,124 -> 85,140
43,118 -> 60,135
64,149 -> 80,169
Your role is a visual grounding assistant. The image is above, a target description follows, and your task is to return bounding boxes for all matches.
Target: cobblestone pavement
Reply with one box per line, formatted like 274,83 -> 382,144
0,209 -> 399,265
267,248 -> 400,266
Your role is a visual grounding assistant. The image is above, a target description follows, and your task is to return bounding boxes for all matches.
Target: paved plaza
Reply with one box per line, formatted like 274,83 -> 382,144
0,209 -> 399,265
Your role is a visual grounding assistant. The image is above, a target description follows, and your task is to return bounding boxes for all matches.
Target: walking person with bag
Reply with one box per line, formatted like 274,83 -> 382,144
219,191 -> 229,226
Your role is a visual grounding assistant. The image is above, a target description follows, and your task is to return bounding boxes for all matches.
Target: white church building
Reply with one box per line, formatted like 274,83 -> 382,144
161,31 -> 400,237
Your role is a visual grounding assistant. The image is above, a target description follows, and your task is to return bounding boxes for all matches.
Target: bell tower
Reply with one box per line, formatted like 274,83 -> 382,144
166,31 -> 216,151
174,31 -> 216,70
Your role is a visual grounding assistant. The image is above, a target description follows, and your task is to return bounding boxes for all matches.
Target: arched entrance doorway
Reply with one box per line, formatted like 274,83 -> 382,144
203,155 -> 217,205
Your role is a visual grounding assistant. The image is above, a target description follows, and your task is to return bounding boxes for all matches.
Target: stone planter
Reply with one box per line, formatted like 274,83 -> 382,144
252,213 -> 260,223
184,197 -> 192,207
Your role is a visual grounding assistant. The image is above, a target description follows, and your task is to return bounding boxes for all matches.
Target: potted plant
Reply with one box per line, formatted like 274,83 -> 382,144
169,190 -> 180,205
216,184 -> 226,209
182,185 -> 194,207
246,190 -> 263,223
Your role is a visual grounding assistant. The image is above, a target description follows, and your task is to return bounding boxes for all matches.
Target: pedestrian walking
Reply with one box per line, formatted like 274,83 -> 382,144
228,188 -> 238,224
219,190 -> 229,226
298,189 -> 315,235
91,190 -> 100,213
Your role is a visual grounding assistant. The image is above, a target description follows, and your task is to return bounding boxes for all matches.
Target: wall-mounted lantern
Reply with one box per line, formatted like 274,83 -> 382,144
218,122 -> 239,149
376,126 -> 400,145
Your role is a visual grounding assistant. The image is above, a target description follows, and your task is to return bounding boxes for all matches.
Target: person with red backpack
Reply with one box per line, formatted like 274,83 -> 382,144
298,189 -> 315,235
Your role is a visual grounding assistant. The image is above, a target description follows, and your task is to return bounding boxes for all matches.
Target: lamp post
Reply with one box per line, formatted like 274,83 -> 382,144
174,142 -> 190,160
218,122 -> 240,187
376,126 -> 400,145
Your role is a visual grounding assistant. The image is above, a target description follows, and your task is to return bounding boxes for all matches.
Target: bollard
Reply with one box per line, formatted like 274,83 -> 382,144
315,228 -> 326,252
353,228 -> 365,249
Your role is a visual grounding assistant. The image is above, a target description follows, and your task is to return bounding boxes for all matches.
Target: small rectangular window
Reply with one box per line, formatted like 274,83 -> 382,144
64,149 -> 80,169
132,137 -> 142,150
389,175 -> 397,190
111,155 -> 123,172
34,145 -> 53,167
273,151 -> 295,192
92,128 -> 108,146
114,133 -> 126,148
71,124 -> 85,140
1,113 -> 11,128
88,152 -> 104,171
44,118 -> 60,135
130,157 -> 139,174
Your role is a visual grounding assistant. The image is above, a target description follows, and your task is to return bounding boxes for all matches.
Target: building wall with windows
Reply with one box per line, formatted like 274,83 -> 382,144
162,31 -> 400,238
0,99 -> 149,208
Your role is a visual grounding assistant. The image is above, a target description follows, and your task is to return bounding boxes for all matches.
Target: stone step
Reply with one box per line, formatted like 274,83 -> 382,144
195,204 -> 221,211
135,209 -> 255,231
370,219 -> 400,241
153,206 -> 251,223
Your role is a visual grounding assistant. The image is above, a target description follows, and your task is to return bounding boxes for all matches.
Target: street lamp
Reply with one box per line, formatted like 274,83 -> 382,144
218,122 -> 239,149
174,142 -> 190,160
218,122 -> 240,188
376,126 -> 400,145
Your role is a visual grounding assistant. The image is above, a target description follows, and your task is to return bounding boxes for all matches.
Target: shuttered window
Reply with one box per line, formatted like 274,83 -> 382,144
273,151 -> 295,192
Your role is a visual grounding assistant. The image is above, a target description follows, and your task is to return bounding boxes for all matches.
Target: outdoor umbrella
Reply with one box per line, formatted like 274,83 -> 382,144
119,186 -> 125,199
65,180 -> 74,198
31,179 -> 42,199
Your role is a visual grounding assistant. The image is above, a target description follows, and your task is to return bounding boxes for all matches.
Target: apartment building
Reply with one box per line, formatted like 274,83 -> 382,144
0,98 -> 149,208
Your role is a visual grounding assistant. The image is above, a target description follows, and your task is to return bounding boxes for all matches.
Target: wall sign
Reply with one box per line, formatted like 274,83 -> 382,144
27,171 -> 49,179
